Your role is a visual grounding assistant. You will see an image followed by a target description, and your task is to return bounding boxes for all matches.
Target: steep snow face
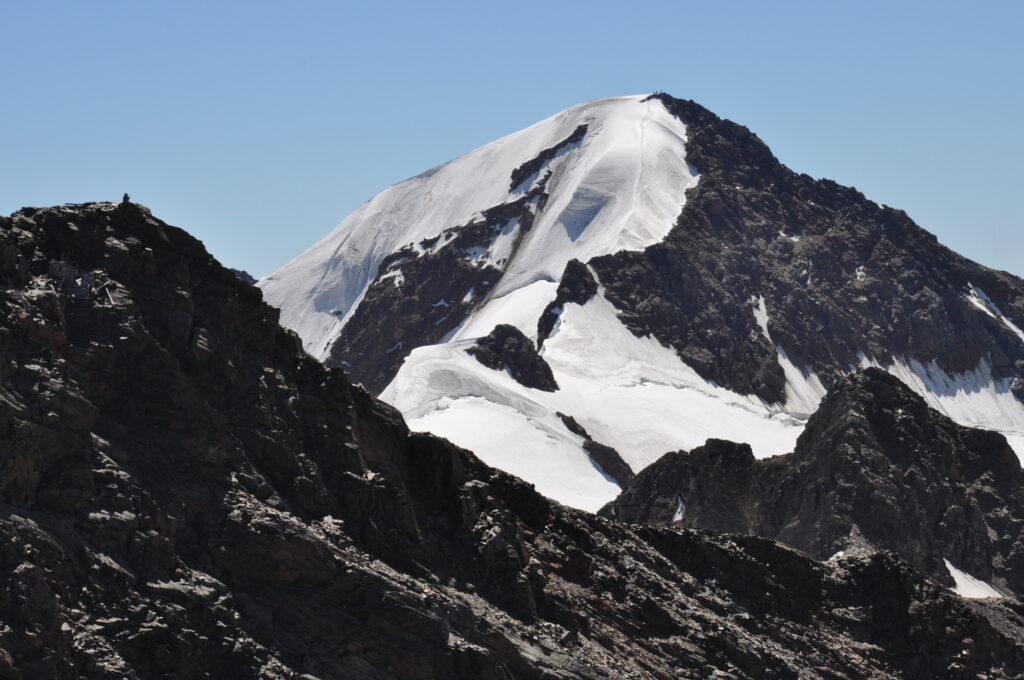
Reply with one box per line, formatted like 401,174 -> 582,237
259,95 -> 696,360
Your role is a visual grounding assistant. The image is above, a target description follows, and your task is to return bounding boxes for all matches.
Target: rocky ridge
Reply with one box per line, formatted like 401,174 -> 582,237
2,202 -> 1024,678
590,94 -> 1024,404
601,368 -> 1024,596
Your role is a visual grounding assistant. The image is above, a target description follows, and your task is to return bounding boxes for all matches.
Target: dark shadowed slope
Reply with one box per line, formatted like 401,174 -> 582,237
1,202 -> 1023,678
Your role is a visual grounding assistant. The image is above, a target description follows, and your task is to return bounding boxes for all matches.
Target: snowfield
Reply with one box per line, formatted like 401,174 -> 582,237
383,291 -> 806,511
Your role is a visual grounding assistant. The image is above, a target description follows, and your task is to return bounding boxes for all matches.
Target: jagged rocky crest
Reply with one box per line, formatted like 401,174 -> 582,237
229,268 -> 257,285
4,202 -> 1024,678
602,368 -> 1024,595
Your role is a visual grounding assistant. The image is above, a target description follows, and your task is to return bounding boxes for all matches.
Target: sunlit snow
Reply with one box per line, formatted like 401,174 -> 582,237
259,95 -> 696,360
383,292 -> 806,510
965,283 -> 1024,345
943,559 -> 1003,598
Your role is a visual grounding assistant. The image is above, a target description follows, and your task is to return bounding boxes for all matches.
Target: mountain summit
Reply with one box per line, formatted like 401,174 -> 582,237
261,94 -> 1024,510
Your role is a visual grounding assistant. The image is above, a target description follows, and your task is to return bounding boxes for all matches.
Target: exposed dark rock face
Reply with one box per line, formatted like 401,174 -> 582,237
229,267 -> 257,285
537,259 -> 599,347
509,124 -> 587,192
589,94 -> 1024,403
326,186 -> 551,393
557,413 -> 634,487
602,368 -> 1024,596
467,324 -> 559,391
600,439 -> 763,532
3,202 -> 1024,679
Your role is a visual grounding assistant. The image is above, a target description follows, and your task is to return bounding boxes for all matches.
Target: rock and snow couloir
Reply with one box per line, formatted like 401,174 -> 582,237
260,93 -> 1024,511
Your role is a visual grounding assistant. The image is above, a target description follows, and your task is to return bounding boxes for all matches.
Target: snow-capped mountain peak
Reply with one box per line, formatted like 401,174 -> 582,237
260,93 -> 1024,511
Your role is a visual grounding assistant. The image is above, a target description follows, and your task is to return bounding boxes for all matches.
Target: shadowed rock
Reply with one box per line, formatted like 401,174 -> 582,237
602,368 -> 1024,596
1,202 -> 1022,679
468,324 -> 559,391
557,412 -> 635,486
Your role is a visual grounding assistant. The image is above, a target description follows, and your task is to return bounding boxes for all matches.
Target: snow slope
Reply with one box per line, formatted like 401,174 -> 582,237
383,290 -> 805,511
260,95 -> 696,360
754,295 -> 1024,461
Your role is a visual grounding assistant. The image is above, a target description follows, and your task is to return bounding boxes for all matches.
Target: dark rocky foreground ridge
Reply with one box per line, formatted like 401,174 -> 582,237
2,202 -> 1024,678
601,369 -> 1024,596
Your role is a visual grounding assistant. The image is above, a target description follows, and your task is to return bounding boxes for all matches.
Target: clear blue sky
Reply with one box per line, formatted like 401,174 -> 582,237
2,1 -> 1022,278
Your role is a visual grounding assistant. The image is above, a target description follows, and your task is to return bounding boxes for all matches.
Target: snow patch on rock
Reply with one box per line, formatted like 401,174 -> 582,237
752,295 -> 828,418
943,559 -> 1003,599
966,283 -> 1024,345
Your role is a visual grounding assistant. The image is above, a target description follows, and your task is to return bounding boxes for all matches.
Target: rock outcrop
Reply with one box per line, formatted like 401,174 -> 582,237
557,413 -> 635,487
601,369 -> 1024,596
536,259 -> 599,348
2,202 -> 1023,679
468,324 -> 559,391
229,267 -> 257,285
